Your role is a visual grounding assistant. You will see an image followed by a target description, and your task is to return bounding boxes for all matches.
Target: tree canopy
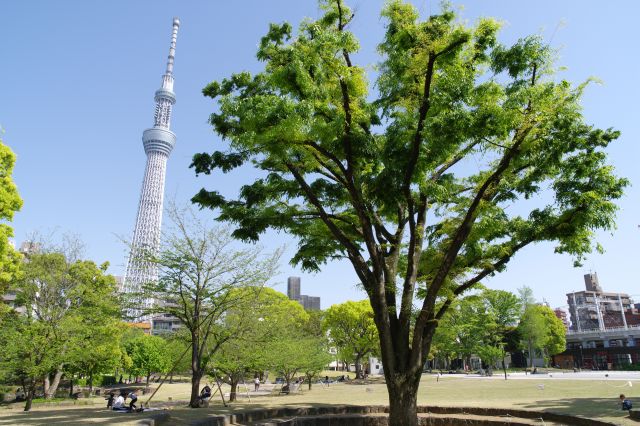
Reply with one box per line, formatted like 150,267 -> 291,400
0,136 -> 22,294
192,1 -> 627,423
323,300 -> 379,378
0,249 -> 120,410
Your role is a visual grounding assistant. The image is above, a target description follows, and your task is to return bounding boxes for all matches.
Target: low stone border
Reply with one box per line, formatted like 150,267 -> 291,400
133,410 -> 171,425
189,405 -> 617,426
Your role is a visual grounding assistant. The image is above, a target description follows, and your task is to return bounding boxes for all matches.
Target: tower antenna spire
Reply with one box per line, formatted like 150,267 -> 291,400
166,17 -> 180,75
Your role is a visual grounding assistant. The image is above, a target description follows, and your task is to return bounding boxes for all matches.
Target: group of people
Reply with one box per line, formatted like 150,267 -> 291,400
105,390 -> 139,412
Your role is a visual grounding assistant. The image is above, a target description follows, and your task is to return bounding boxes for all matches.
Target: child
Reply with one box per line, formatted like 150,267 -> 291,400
112,392 -> 125,410
620,394 -> 633,411
105,392 -> 115,409
128,391 -> 138,411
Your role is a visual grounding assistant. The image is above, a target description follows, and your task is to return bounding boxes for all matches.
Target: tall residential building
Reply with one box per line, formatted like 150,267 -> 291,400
123,18 -> 180,317
566,272 -> 633,332
287,276 -> 301,300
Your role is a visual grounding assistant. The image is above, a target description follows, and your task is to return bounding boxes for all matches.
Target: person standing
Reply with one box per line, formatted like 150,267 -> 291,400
128,391 -> 138,411
254,377 -> 260,391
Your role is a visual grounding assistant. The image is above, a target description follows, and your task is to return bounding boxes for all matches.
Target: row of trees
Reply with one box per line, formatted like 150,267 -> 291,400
431,287 -> 566,379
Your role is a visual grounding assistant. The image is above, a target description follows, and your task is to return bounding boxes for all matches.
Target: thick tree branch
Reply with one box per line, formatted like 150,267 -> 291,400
414,123 -> 535,353
285,162 -> 373,281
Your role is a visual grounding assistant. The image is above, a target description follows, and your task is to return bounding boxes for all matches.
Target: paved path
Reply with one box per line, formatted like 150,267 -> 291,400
450,370 -> 640,381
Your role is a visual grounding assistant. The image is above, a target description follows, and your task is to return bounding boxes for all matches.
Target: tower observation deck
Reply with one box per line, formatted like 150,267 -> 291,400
123,18 -> 180,318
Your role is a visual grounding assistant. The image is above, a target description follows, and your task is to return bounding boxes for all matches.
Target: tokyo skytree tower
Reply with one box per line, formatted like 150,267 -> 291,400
123,18 -> 180,315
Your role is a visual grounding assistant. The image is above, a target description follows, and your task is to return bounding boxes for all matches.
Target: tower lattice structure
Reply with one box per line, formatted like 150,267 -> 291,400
123,18 -> 180,317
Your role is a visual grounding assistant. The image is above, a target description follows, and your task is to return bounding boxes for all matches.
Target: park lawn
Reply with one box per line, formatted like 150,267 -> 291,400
0,375 -> 635,425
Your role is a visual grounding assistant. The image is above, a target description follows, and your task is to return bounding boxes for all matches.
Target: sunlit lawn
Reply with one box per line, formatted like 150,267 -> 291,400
0,374 -> 636,425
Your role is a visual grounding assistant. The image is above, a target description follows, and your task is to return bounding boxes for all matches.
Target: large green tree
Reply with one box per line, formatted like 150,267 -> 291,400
0,136 -> 22,294
324,300 -> 379,378
191,1 -> 627,423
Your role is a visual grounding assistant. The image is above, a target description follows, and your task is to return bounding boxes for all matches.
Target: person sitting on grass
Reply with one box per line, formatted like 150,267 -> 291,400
620,394 -> 633,411
112,392 -> 126,410
105,392 -> 115,409
199,385 -> 211,404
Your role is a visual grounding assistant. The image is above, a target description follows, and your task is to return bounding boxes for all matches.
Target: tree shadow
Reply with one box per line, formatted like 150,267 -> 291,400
0,407 -> 158,425
516,397 -> 631,423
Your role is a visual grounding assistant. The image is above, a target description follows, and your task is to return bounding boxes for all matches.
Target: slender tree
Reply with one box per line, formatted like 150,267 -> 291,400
141,206 -> 281,408
192,1 -> 627,423
482,289 -> 521,379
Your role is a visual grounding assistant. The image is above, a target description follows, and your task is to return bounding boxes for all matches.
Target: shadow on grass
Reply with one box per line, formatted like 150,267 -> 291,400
516,397 -> 630,423
0,406 -> 155,425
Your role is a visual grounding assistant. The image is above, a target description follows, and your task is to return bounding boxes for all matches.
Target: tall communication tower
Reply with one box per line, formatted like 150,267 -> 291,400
123,18 -> 180,317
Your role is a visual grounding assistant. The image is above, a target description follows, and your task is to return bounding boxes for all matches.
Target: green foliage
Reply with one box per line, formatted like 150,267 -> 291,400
211,287 -> 310,393
0,248 -> 121,408
517,303 -> 566,365
265,336 -> 330,388
137,206 -> 282,406
0,136 -> 23,294
192,0 -> 627,420
211,287 -> 330,390
124,334 -> 170,383
323,300 -> 379,375
431,288 -> 521,375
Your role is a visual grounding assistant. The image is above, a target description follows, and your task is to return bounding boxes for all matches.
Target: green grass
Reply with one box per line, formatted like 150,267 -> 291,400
0,375 -> 635,425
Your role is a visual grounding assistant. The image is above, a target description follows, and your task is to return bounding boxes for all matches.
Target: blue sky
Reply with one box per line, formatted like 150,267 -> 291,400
2,1 -> 638,310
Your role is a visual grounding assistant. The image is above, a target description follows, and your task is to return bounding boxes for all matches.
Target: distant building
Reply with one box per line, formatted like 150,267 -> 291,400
553,272 -> 640,370
19,240 -> 40,256
566,272 -> 633,332
554,308 -> 569,330
287,277 -> 301,300
299,295 -> 321,311
286,276 -> 320,310
128,322 -> 152,335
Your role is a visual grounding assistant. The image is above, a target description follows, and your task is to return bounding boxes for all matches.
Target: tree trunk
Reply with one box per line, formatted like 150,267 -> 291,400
23,379 -> 36,412
69,374 -> 74,397
189,370 -> 203,408
387,376 -> 419,426
502,357 -> 507,380
169,372 -> 173,384
46,368 -> 64,398
229,380 -> 238,402
355,356 -> 362,379
89,373 -> 94,393
44,374 -> 50,398
146,373 -> 150,389
528,340 -> 534,368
